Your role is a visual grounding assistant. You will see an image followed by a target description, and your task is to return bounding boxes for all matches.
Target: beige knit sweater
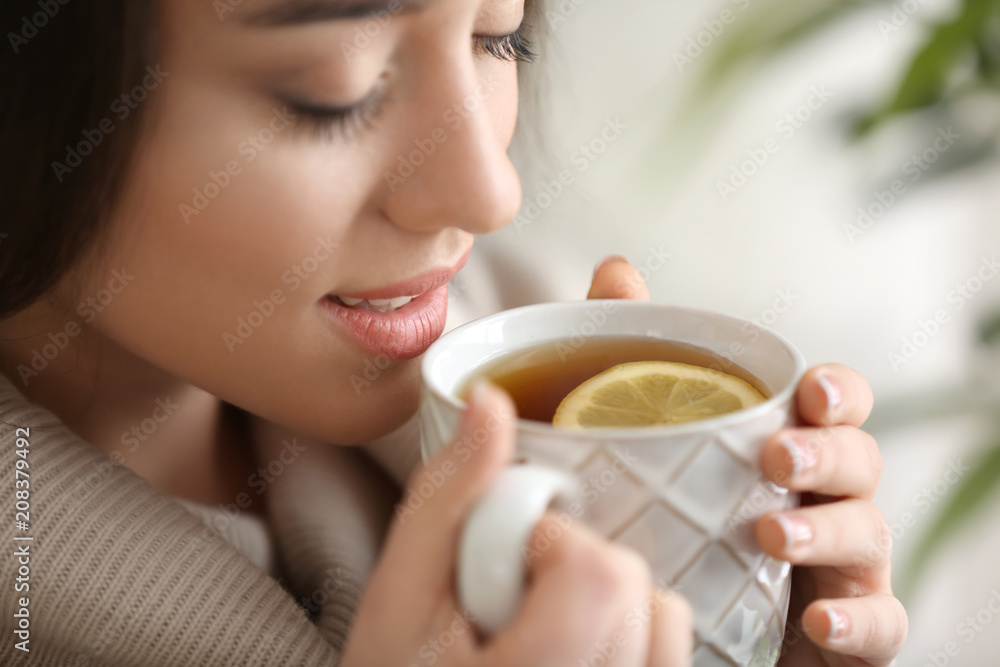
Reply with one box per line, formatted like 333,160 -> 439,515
0,365 -> 407,666
0,242 -> 575,666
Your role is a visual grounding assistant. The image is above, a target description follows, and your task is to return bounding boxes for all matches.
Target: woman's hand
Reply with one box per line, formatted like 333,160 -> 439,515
587,255 -> 908,666
757,364 -> 907,666
341,381 -> 693,667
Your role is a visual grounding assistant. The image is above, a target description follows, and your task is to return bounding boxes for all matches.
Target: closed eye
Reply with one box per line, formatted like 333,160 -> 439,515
277,19 -> 532,142
473,25 -> 535,63
283,87 -> 389,141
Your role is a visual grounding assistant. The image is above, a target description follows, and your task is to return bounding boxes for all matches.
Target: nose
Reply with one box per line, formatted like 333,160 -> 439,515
382,60 -> 523,235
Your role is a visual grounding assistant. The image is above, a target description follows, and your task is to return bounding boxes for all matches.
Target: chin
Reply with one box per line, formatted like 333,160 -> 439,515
321,359 -> 423,445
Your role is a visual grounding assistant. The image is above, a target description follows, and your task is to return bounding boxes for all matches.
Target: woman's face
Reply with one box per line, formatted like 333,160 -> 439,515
69,0 -> 526,444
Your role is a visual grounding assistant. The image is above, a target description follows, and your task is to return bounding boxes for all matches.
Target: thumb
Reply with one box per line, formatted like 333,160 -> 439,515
587,255 -> 650,301
376,380 -> 518,599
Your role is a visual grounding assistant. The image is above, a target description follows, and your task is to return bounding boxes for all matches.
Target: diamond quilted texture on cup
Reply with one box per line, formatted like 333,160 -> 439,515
692,644 -> 738,667
723,481 -> 794,567
607,435 -> 702,488
572,449 -> 651,536
668,439 -> 760,532
713,581 -> 778,664
676,542 -> 750,633
756,556 -> 793,607
614,501 -> 707,584
714,409 -> 787,464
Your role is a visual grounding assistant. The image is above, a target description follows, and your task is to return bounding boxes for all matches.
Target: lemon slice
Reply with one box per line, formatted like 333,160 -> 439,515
552,361 -> 766,429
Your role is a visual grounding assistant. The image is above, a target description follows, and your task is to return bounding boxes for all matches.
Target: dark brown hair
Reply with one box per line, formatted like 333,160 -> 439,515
1,0 -> 546,321
0,1 -> 157,319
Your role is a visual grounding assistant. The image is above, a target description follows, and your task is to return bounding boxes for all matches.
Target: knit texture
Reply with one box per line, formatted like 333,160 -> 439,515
174,498 -> 277,577
0,368 -> 396,666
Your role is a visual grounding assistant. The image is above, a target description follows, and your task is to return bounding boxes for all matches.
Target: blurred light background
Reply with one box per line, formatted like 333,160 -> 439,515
470,0 -> 1000,663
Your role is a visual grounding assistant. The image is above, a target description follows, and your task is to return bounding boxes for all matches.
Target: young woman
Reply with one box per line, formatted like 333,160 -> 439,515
0,0 -> 905,665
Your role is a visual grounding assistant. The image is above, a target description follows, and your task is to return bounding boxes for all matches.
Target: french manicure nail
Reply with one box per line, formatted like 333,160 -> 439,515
774,513 -> 813,551
779,436 -> 817,480
817,374 -> 843,415
825,607 -> 850,641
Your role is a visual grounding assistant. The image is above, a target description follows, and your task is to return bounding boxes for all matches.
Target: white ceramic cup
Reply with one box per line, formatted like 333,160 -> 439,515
420,300 -> 807,666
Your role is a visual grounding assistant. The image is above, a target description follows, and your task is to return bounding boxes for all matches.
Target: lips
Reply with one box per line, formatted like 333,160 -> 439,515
319,246 -> 472,359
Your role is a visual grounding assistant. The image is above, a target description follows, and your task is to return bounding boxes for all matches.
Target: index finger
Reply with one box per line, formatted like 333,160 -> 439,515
797,363 -> 874,428
587,255 -> 650,301
378,382 -> 517,599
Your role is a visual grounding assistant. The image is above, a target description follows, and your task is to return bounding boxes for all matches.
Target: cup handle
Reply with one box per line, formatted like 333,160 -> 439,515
458,464 -> 577,636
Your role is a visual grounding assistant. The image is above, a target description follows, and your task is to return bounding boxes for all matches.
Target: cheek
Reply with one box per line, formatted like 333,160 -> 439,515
100,63 -> 393,325
78,75 -> 417,444
102,94 -> 339,353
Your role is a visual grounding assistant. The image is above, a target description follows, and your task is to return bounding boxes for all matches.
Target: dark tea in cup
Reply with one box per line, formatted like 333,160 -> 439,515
462,336 -> 770,424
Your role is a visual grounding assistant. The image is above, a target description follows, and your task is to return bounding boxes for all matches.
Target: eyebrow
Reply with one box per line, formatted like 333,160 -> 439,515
243,0 -> 426,27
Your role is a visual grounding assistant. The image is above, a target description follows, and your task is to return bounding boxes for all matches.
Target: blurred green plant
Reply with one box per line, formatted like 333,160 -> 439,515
694,0 -> 1000,601
688,0 -> 1000,166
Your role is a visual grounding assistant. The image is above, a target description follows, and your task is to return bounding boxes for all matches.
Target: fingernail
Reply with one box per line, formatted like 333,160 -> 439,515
774,513 -> 813,551
779,436 -> 817,481
825,607 -> 850,641
593,254 -> 629,277
817,374 -> 843,415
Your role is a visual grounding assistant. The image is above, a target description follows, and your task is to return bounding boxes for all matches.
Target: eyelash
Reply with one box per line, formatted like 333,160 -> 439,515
286,88 -> 389,142
473,25 -> 536,64
288,25 -> 535,140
